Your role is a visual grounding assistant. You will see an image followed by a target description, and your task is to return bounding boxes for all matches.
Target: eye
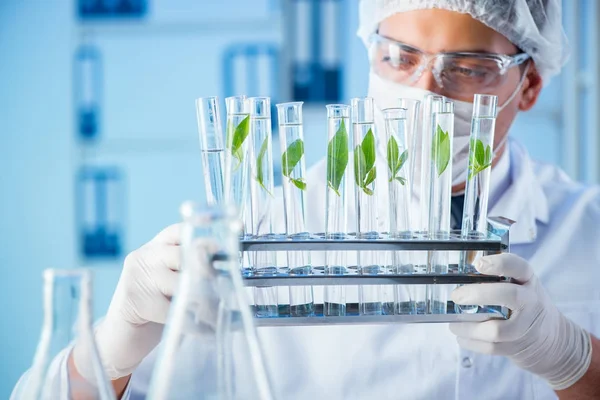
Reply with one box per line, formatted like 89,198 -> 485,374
382,54 -> 418,71
452,66 -> 488,78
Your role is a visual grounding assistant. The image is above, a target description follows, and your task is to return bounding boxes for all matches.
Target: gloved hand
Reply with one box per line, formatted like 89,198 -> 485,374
73,224 -> 185,380
450,253 -> 593,390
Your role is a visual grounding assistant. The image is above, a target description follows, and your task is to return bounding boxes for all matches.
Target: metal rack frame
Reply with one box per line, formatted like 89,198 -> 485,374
240,217 -> 515,326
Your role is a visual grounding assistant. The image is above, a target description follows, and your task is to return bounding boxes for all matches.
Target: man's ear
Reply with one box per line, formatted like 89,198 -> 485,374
518,62 -> 543,111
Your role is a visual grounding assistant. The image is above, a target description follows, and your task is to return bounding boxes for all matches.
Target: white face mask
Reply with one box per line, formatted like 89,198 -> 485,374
367,68 -> 527,188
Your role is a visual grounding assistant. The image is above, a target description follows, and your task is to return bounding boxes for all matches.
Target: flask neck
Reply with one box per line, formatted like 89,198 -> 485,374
42,270 -> 92,353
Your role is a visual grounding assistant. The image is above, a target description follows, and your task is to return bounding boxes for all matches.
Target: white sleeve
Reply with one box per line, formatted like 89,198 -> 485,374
10,345 -> 133,400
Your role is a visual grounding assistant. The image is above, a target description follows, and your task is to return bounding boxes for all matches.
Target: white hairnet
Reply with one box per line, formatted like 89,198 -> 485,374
358,0 -> 569,82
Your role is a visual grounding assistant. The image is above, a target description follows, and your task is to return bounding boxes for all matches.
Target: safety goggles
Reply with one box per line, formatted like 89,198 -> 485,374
368,34 -> 531,99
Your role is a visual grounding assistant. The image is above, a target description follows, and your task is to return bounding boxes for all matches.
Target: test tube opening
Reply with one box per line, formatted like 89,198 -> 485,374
195,96 -> 224,151
276,101 -> 304,125
473,94 -> 498,118
225,95 -> 248,115
248,97 -> 271,118
326,104 -> 350,119
351,97 -> 375,124
382,107 -> 408,121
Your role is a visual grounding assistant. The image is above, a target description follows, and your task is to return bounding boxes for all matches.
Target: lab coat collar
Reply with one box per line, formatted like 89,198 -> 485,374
489,139 -> 549,244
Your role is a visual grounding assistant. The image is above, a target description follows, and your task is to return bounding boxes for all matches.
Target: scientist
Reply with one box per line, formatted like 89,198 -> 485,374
14,0 -> 600,399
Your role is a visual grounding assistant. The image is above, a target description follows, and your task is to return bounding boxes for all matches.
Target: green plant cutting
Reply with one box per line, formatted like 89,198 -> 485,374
281,138 -> 307,190
327,120 -> 349,196
387,135 -> 409,185
354,128 -> 377,196
468,138 -> 493,180
256,136 -> 273,196
432,124 -> 451,177
226,115 -> 250,171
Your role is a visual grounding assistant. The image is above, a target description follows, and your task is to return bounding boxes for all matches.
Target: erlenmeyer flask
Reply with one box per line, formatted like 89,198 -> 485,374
13,269 -> 115,400
147,202 -> 274,400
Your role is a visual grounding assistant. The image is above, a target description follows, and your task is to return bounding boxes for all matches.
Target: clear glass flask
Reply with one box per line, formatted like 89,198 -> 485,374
248,97 -> 278,317
428,100 -> 455,314
458,94 -> 498,314
324,104 -> 351,316
196,96 -> 226,206
383,108 -> 414,314
397,98 -> 421,202
14,269 -> 115,400
276,101 -> 314,317
351,97 -> 382,315
147,203 -> 274,400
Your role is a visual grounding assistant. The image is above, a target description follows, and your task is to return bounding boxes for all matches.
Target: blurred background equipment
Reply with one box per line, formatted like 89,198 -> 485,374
0,0 -> 599,398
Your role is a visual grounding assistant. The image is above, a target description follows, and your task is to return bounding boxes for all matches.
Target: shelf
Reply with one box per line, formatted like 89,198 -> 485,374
240,220 -> 514,252
239,217 -> 515,325
252,303 -> 510,327
243,272 -> 511,287
241,234 -> 506,252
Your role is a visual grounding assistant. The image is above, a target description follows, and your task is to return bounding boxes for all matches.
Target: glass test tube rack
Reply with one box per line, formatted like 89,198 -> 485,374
240,217 -> 514,326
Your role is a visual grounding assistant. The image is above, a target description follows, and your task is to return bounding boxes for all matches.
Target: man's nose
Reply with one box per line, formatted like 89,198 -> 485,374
412,68 -> 441,94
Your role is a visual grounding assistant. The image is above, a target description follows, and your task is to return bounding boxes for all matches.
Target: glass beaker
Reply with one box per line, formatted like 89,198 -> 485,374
324,104 -> 351,316
13,269 -> 115,400
351,97 -> 382,315
428,100 -> 455,314
147,202 -> 274,400
196,96 -> 226,206
276,102 -> 314,317
248,97 -> 278,317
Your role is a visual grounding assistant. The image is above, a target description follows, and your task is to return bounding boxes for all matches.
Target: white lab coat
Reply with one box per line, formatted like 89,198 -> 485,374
14,139 -> 600,399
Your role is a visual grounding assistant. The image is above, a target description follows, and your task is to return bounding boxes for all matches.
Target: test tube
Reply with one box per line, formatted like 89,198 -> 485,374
352,97 -> 382,315
458,94 -> 498,314
196,96 -> 226,206
224,96 -> 250,226
414,96 -> 443,314
248,97 -> 278,317
225,96 -> 252,277
276,102 -> 314,317
383,108 -> 414,314
428,100 -> 454,314
324,104 -> 350,316
397,98 -> 421,203
461,94 -> 498,242
418,95 -> 444,232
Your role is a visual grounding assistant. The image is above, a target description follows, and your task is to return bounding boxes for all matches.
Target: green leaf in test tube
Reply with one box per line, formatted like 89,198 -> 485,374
362,128 -> 376,173
387,135 -> 408,185
227,115 -> 250,171
281,139 -> 305,179
327,119 -> 349,196
354,144 -> 366,188
256,136 -> 272,196
433,124 -> 450,177
354,128 -> 377,196
387,135 -> 399,177
467,139 -> 493,181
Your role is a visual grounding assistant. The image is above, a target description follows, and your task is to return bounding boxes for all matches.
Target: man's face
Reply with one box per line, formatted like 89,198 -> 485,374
377,9 -> 543,167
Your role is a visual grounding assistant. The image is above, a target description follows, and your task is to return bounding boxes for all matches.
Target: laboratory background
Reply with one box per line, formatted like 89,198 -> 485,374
1,0 -> 599,397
